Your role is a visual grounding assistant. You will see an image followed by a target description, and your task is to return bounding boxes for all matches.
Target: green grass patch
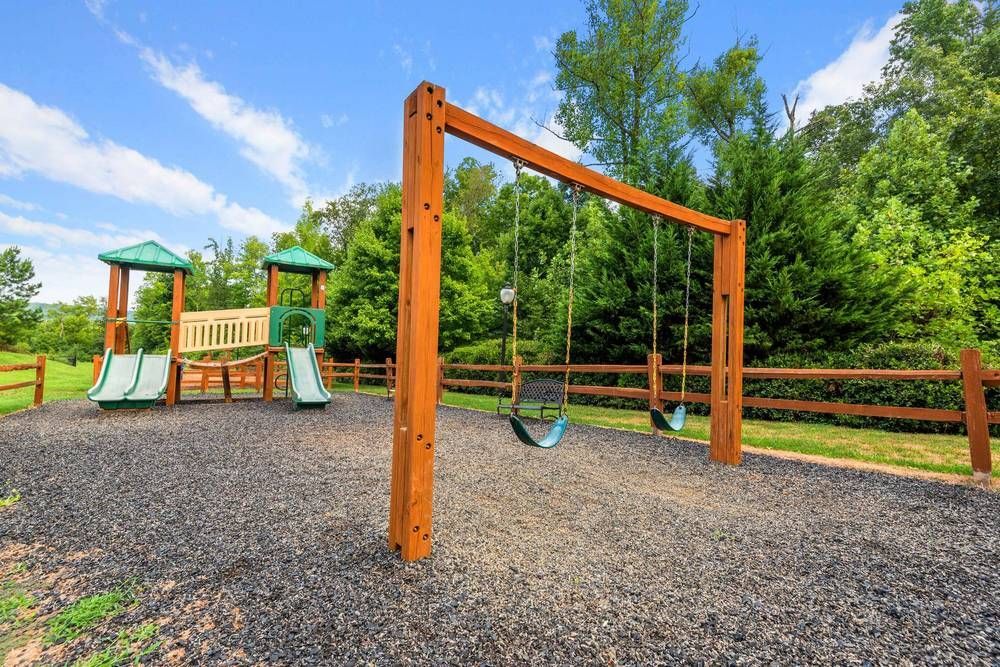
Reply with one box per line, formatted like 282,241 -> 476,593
0,489 -> 21,509
355,385 -> 995,480
0,352 -> 94,416
0,582 -> 35,625
74,623 -> 160,667
46,588 -> 136,645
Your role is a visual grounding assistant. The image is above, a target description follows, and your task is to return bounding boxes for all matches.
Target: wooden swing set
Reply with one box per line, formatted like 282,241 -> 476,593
389,82 -> 747,561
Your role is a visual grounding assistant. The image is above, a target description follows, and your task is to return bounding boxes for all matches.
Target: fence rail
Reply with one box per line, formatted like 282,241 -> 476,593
0,355 -> 45,407
421,349 -> 996,484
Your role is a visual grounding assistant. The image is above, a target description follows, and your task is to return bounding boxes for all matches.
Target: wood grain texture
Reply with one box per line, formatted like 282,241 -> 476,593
389,82 -> 445,560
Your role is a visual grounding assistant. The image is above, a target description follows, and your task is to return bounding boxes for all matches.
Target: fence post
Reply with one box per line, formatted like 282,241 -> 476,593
353,358 -> 361,392
436,356 -> 444,404
386,357 -> 394,396
255,360 -> 263,391
512,355 -> 523,406
33,355 -> 45,406
647,353 -> 662,435
960,349 -> 992,487
92,354 -> 102,384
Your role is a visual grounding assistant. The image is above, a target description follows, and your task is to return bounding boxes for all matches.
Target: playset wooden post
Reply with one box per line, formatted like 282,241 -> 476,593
960,348 -> 992,486
165,268 -> 186,406
104,264 -> 120,351
395,81 -> 746,559
115,268 -> 130,354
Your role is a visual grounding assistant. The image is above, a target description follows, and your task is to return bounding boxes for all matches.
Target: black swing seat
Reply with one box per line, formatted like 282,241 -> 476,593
497,378 -> 564,420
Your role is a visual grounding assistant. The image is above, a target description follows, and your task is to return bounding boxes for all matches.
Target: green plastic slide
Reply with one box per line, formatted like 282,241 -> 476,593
123,352 -> 171,407
87,348 -> 170,410
285,343 -> 331,408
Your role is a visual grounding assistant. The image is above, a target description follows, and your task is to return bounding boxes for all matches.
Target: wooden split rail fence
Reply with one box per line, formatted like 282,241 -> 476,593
89,346 -> 998,482
0,355 -> 46,407
433,348 -> 998,484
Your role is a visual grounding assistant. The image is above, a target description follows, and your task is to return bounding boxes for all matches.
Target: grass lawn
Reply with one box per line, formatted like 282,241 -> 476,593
0,352 -> 94,416
334,382 -> 998,480
1,355 -> 993,480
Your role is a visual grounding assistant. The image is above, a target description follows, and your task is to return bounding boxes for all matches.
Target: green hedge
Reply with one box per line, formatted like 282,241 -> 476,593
443,340 -> 998,435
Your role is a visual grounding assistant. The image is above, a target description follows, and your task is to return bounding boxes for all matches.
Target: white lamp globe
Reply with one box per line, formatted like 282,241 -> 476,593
499,285 -> 516,305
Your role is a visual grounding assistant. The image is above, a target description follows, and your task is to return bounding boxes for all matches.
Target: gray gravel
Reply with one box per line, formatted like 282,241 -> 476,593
1,394 -> 998,665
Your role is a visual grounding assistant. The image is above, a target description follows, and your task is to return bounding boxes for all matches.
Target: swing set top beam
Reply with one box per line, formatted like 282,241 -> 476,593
444,101 -> 732,236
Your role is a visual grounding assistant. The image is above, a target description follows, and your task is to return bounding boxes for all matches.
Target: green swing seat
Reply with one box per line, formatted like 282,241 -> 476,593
509,413 -> 569,449
650,404 -> 686,432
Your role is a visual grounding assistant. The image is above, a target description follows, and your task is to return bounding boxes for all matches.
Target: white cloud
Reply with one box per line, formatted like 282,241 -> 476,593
0,83 -> 285,236
3,243 -> 111,303
533,35 -> 554,52
138,48 -> 316,205
0,193 -> 39,212
0,210 -> 169,251
320,112 -> 348,129
1,212 -> 191,302
83,0 -> 107,20
393,44 -> 413,74
792,13 -> 902,123
459,74 -> 583,168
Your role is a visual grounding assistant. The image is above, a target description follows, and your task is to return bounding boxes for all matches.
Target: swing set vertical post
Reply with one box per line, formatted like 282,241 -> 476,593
389,82 -> 445,561
710,220 -> 746,464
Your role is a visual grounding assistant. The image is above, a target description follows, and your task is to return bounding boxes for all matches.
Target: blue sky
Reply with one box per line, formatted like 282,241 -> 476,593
0,0 -> 902,302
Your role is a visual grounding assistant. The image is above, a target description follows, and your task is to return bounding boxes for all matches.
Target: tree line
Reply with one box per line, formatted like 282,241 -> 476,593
2,0 -> 996,374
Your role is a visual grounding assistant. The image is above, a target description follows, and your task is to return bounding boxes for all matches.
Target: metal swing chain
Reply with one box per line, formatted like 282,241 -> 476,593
562,184 -> 581,411
511,159 -> 524,367
652,216 -> 659,397
680,226 -> 694,402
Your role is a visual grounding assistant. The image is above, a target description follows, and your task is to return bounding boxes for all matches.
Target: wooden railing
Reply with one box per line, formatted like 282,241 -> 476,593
0,355 -> 45,407
180,356 -> 264,393
179,307 -> 270,353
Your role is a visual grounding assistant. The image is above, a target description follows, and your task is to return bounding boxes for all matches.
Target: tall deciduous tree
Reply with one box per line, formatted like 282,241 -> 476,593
554,0 -> 690,186
841,110 -> 994,350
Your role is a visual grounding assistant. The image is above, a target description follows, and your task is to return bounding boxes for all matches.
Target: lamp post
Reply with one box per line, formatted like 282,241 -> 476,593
499,285 -> 516,384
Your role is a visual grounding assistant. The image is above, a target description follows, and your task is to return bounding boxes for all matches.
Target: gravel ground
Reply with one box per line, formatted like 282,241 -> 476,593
1,394 -> 998,665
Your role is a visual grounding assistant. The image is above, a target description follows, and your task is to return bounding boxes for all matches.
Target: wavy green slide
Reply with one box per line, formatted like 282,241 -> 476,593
285,343 -> 332,408
88,348 -> 171,410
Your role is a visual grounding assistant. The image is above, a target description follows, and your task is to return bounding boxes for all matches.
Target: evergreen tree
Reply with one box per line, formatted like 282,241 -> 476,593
327,185 -> 494,359
0,247 -> 41,348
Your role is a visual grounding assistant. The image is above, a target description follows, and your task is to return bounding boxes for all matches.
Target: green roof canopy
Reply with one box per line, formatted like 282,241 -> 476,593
98,240 -> 193,274
263,246 -> 334,274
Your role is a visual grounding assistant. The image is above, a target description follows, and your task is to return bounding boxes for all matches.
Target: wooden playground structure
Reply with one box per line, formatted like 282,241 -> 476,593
389,81 -> 746,560
96,241 -> 332,406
